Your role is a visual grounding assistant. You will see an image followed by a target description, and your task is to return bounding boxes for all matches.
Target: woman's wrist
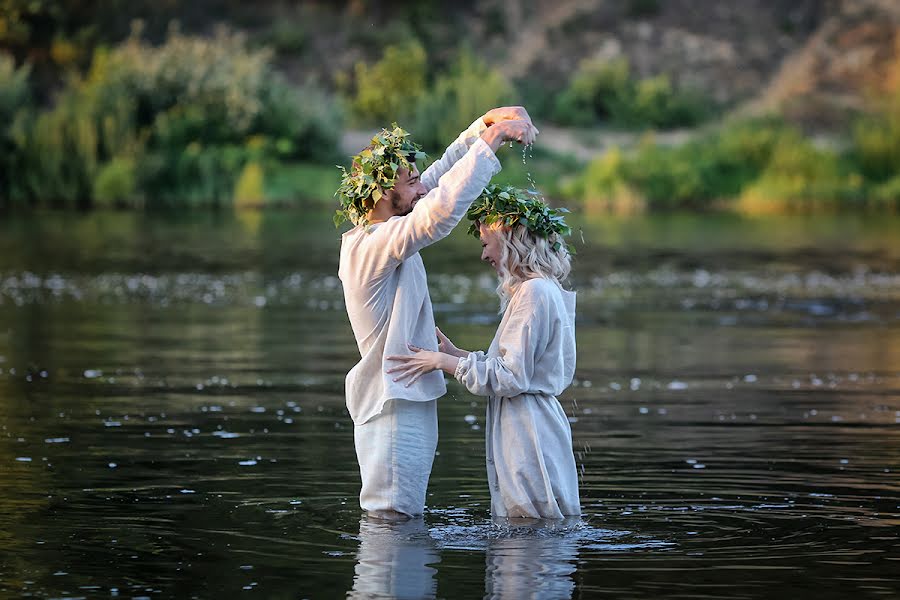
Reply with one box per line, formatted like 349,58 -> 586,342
440,353 -> 460,375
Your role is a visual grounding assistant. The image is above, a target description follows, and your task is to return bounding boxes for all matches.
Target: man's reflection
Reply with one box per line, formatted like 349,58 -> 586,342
348,516 -> 439,599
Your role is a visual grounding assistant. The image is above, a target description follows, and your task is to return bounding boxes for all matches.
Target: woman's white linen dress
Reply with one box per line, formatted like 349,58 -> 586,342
454,277 -> 581,519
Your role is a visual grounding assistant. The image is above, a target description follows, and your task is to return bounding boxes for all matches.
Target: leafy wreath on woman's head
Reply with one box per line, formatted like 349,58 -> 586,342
467,184 -> 574,254
334,123 -> 427,228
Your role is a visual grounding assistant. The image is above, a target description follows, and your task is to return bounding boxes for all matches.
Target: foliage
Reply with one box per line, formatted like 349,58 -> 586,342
334,124 -> 426,227
467,184 -> 572,253
234,161 -> 265,208
553,59 -> 630,127
738,132 -> 863,212
264,162 -> 342,206
93,157 -> 137,208
413,48 -> 514,150
7,25 -> 342,208
342,42 -> 512,150
258,21 -> 307,55
851,96 -> 900,182
344,40 -> 427,125
563,117 -> 876,212
552,58 -> 710,129
0,0 -> 61,46
0,51 -> 30,207
10,92 -> 101,208
869,175 -> 900,209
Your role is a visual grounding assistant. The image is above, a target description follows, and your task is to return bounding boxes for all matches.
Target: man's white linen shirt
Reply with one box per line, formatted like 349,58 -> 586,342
338,119 -> 501,425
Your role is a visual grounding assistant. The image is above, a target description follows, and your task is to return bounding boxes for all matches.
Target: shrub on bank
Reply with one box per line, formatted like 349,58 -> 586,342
7,26 -> 343,209
552,58 -> 710,129
566,117 -> 876,212
851,96 -> 900,183
0,53 -> 32,209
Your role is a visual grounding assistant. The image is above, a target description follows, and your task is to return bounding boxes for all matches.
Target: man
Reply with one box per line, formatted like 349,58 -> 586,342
337,107 -> 537,520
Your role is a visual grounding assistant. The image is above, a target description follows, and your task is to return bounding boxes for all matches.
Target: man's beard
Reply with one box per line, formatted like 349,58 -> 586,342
392,196 -> 414,217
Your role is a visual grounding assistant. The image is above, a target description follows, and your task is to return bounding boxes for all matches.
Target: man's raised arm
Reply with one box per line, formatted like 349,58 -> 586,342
420,107 -> 537,192
370,119 -> 538,264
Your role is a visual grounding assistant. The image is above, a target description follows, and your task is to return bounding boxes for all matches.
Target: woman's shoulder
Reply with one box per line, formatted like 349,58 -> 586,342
515,277 -> 564,302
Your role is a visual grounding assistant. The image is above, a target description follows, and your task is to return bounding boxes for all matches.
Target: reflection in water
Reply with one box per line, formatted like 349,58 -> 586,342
349,516 -> 440,600
484,518 -> 581,600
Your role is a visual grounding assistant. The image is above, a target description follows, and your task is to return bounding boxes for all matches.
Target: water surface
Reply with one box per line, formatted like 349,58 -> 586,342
1,210 -> 898,598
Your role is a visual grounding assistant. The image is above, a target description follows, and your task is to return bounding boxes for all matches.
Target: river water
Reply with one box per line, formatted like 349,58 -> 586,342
0,210 -> 898,598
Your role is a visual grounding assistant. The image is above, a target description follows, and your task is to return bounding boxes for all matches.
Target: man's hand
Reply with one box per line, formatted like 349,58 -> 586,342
483,106 -> 538,134
480,119 -> 538,153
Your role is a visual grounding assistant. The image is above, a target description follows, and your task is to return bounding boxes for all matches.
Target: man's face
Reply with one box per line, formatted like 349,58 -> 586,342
385,165 -> 426,217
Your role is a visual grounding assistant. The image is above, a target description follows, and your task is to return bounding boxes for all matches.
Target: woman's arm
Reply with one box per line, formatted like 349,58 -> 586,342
385,345 -> 460,387
454,281 -> 550,398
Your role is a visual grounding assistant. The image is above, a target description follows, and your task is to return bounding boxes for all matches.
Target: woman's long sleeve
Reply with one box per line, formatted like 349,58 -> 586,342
455,283 -> 550,398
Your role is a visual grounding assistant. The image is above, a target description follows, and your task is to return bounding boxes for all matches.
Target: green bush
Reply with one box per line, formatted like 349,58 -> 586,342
10,26 -> 343,208
258,21 -> 308,55
852,101 -> 900,182
344,40 -> 427,125
562,118 -> 859,211
553,58 -> 630,126
552,58 -> 710,129
413,48 -> 514,151
870,175 -> 900,209
0,52 -> 32,208
93,157 -> 137,208
11,93 -> 100,208
739,133 -> 862,212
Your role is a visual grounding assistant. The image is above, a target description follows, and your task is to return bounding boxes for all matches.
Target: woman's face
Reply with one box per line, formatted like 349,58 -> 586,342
479,223 -> 504,273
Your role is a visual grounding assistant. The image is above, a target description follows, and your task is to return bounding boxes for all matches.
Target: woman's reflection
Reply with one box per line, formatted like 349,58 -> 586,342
348,516 -> 440,599
484,517 -> 581,600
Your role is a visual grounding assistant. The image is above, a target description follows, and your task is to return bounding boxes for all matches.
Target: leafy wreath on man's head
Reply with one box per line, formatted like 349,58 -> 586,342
334,123 -> 427,228
467,184 -> 574,254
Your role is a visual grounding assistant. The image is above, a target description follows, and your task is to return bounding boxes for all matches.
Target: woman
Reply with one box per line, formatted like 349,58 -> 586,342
387,185 -> 581,519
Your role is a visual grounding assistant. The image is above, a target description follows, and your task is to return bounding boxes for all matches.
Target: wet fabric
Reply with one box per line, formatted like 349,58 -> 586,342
353,399 -> 438,517
339,119 -> 501,426
455,277 -> 581,519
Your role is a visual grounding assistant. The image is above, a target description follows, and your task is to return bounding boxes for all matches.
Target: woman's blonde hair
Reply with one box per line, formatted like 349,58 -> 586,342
484,222 -> 572,312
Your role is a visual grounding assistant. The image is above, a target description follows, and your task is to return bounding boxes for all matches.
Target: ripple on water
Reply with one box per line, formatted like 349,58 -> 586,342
425,511 -> 675,553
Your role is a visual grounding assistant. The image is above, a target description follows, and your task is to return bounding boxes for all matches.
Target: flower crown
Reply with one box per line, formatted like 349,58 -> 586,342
466,184 -> 573,253
333,123 -> 427,227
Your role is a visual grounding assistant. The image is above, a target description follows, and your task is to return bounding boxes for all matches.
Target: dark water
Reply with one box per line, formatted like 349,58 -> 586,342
1,210 -> 899,599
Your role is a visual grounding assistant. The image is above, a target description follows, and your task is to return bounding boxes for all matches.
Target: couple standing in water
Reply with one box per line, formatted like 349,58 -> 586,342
336,106 -> 580,521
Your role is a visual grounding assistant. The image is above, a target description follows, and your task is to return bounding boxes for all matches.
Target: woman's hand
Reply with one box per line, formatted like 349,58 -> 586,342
483,106 -> 538,134
436,326 -> 468,358
386,344 -> 459,387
